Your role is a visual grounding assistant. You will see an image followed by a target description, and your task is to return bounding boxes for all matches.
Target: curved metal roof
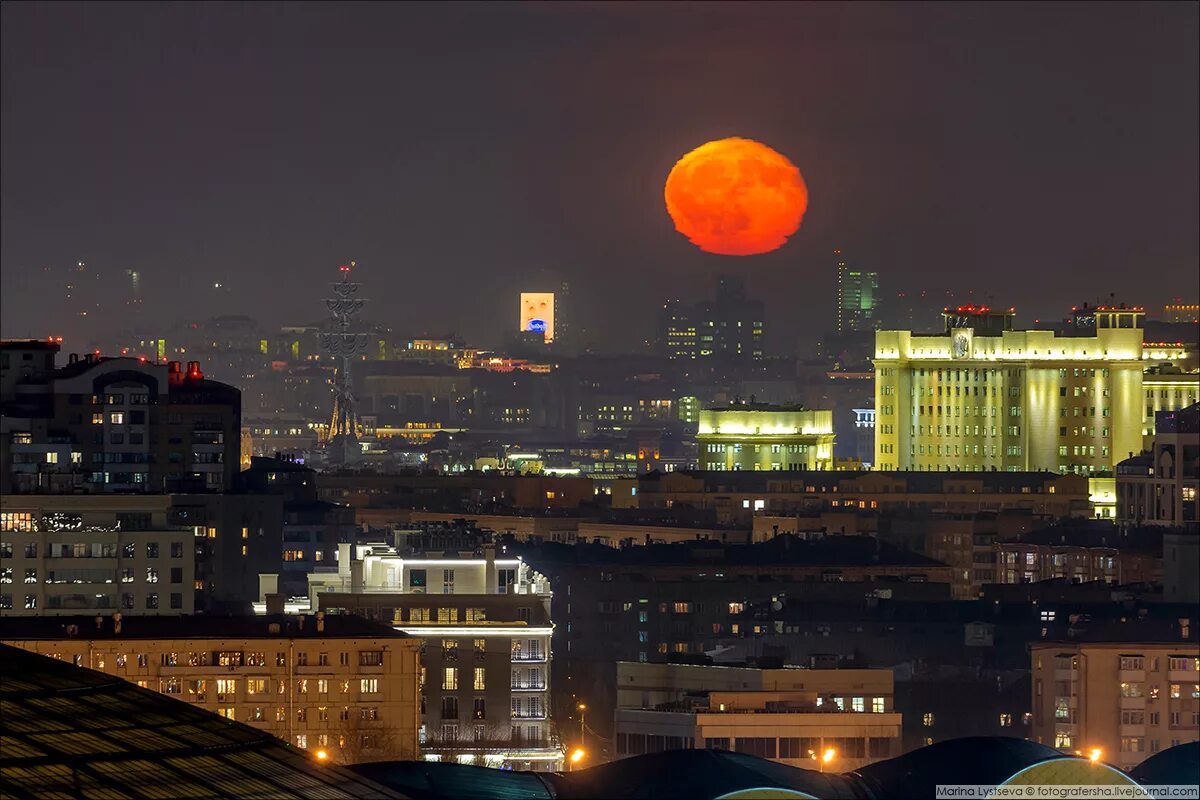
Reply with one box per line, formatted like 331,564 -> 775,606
1129,742 -> 1200,786
0,644 -> 405,800
850,736 -> 1063,799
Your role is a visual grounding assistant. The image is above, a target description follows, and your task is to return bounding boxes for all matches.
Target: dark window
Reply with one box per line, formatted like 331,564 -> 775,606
441,696 -> 458,720
170,568 -> 183,584
170,593 -> 182,609
410,569 -> 427,589
118,513 -> 152,531
735,737 -> 777,758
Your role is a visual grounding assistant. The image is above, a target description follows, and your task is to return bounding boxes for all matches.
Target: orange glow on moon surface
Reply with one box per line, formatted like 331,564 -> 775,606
664,137 -> 808,256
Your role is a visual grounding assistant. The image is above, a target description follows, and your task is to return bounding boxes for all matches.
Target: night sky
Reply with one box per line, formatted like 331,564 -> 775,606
2,2 -> 1197,352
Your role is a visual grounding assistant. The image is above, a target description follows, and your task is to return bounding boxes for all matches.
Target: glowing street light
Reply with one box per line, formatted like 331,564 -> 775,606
822,748 -> 836,764
1088,748 -> 1103,763
570,748 -> 586,764
314,749 -> 329,763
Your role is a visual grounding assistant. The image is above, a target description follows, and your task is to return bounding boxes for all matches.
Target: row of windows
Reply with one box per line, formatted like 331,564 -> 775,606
1,592 -> 183,610
154,676 -> 384,696
1117,656 -> 1200,672
703,444 -> 810,454
910,444 -> 1022,457
618,734 -> 892,759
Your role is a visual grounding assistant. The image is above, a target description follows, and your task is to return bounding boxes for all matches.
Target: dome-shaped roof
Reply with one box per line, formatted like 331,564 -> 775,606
555,749 -> 860,800
1130,742 -> 1199,785
851,737 -> 1064,799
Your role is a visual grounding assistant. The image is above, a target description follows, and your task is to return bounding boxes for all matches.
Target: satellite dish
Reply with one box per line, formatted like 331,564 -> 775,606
771,601 -> 783,611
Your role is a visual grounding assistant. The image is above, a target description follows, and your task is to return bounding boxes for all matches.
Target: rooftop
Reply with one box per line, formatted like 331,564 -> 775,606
516,534 -> 946,568
0,614 -> 409,641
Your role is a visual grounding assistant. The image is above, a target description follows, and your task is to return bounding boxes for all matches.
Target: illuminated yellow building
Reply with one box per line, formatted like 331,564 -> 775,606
874,307 -> 1198,502
698,403 -> 834,471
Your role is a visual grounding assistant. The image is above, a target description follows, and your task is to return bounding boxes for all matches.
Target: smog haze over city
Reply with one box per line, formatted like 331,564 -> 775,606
1,4 -> 1198,799
2,2 -> 1197,350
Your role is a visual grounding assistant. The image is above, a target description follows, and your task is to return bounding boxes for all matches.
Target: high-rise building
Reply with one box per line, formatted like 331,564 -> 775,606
873,305 -> 1198,482
0,344 -> 242,494
835,250 -> 879,333
1030,620 -> 1199,771
518,292 -> 557,344
658,276 -> 765,362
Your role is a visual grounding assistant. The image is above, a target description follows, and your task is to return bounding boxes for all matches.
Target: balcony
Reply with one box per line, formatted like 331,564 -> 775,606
1054,669 -> 1077,681
510,682 -> 547,692
511,652 -> 547,663
1118,696 -> 1145,710
510,711 -> 547,720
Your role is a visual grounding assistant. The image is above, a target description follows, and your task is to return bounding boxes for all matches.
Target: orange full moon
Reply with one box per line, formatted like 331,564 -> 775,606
664,137 -> 808,256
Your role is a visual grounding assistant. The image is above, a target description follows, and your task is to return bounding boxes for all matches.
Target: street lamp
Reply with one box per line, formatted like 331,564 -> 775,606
577,702 -> 587,748
812,747 -> 835,773
570,748 -> 586,766
1088,747 -> 1103,763
314,749 -> 329,763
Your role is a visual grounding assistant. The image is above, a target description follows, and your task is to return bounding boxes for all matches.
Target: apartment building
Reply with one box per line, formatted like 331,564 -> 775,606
289,542 -> 562,771
631,469 -> 1090,527
614,661 -> 902,772
0,614 -> 421,764
1117,404 -> 1199,528
1030,618 -> 1200,772
1,491 -> 284,615
1,495 -> 194,615
1,344 -> 241,495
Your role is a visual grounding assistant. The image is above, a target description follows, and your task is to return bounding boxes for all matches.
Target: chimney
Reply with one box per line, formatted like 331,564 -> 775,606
186,360 -> 204,380
484,542 -> 497,594
338,543 -> 352,578
265,593 -> 285,615
168,361 -> 183,386
296,615 -> 306,632
316,611 -> 325,634
68,353 -> 79,364
94,615 -> 103,631
112,612 -> 122,635
350,558 -> 364,592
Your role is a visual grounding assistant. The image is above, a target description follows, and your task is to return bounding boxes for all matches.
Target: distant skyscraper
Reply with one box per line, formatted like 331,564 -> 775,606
657,275 -> 765,362
835,250 -> 879,333
519,292 -> 556,343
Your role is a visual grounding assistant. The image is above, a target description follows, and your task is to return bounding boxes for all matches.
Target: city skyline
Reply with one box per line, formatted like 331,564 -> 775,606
1,3 -> 1198,792
3,3 -> 1197,351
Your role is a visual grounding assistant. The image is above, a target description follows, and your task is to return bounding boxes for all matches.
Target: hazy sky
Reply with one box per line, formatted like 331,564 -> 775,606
2,2 -> 1197,352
